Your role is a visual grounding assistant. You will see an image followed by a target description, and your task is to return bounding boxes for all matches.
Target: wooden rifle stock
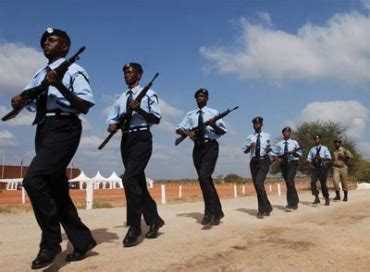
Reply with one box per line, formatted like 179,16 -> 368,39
98,73 -> 160,150
175,106 -> 238,146
2,46 -> 86,122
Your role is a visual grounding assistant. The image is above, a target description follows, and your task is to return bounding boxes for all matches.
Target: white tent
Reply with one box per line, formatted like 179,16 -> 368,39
68,171 -> 91,190
91,171 -> 110,189
0,178 -> 23,190
146,177 -> 154,188
106,171 -> 123,189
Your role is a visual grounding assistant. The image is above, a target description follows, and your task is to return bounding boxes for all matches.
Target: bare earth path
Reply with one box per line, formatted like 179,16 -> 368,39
0,190 -> 369,271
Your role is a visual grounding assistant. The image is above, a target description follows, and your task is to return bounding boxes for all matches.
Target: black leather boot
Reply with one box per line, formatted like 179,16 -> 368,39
343,191 -> 348,202
333,190 -> 340,201
312,196 -> 320,204
123,226 -> 142,247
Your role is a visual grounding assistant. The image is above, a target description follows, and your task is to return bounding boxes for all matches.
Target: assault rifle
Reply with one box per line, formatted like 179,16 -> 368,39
175,106 -> 238,146
2,46 -> 86,122
98,73 -> 159,150
279,146 -> 302,166
310,146 -> 331,168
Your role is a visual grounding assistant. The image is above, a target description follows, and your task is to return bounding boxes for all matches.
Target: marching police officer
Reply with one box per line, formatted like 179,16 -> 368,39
272,127 -> 302,210
242,116 -> 273,219
307,135 -> 332,206
106,63 -> 164,247
176,88 -> 227,226
11,28 -> 96,269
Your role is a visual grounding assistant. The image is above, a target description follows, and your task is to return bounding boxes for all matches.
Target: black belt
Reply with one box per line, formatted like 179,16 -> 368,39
45,111 -> 76,118
196,138 -> 216,144
127,126 -> 150,133
286,160 -> 299,164
252,155 -> 269,161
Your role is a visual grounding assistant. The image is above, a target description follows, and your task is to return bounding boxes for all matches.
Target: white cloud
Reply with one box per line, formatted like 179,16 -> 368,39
282,120 -> 297,130
200,12 -> 370,87
103,105 -> 112,117
79,115 -> 92,130
157,120 -> 177,132
256,12 -> 272,26
157,99 -> 184,133
298,100 -> 369,140
0,42 -> 45,95
358,141 -> 370,157
159,99 -> 184,118
223,120 -> 238,136
79,135 -> 104,149
0,130 -> 16,146
362,0 -> 370,10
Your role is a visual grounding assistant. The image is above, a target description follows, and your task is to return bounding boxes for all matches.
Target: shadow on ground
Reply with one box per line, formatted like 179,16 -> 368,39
235,208 -> 257,217
44,228 -> 118,271
177,212 -> 203,225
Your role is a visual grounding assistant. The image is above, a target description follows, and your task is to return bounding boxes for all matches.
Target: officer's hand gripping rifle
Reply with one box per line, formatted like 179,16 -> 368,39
279,147 -> 303,166
2,46 -> 86,122
98,73 -> 159,150
175,106 -> 238,146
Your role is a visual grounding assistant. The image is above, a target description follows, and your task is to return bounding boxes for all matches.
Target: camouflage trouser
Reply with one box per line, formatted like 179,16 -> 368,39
333,166 -> 348,192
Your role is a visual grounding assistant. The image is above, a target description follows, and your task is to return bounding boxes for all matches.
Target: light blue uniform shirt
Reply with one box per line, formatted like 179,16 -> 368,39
272,139 -> 302,162
307,144 -> 332,161
242,131 -> 271,158
25,58 -> 95,113
177,106 -> 227,141
106,85 -> 161,128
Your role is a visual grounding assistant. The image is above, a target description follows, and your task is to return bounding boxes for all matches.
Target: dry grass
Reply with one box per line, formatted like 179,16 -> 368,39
0,204 -> 32,214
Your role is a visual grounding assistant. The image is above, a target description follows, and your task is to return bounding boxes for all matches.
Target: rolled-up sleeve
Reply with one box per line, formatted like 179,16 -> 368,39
307,148 -> 313,161
215,117 -> 227,133
71,71 -> 95,107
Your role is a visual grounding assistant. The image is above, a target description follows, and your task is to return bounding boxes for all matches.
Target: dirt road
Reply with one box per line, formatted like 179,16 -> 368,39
0,190 -> 369,271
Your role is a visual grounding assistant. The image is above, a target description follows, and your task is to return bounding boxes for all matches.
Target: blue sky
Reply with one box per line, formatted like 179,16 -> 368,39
1,0 -> 369,179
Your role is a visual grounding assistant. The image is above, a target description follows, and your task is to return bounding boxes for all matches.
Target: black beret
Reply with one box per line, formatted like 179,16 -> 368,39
123,63 -> 143,74
194,88 -> 209,98
282,127 -> 291,133
314,134 -> 321,140
334,139 -> 342,144
252,116 -> 263,123
40,27 -> 71,47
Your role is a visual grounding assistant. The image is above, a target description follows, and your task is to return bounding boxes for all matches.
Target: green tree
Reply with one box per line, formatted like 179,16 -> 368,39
354,159 -> 370,182
224,173 -> 245,184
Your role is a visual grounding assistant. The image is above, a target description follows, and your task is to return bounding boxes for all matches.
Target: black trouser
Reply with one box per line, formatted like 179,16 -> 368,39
281,161 -> 299,206
23,116 -> 94,252
121,130 -> 160,228
250,157 -> 272,213
311,165 -> 329,198
192,140 -> 223,217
